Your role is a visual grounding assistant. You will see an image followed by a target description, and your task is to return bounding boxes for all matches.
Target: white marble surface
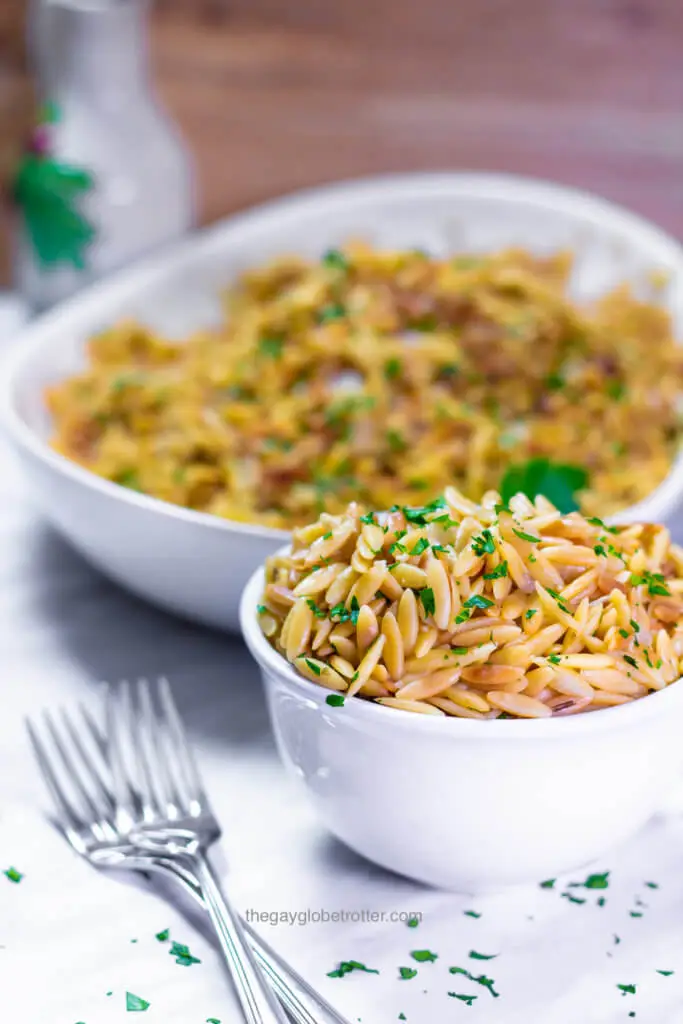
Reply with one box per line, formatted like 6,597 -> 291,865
1,297 -> 683,1023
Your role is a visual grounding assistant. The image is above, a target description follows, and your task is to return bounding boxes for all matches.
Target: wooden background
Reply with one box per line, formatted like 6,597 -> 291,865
1,0 -> 682,282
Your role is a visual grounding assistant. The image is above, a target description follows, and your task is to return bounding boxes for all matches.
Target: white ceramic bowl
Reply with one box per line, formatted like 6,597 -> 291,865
3,173 -> 683,630
241,565 -> 683,892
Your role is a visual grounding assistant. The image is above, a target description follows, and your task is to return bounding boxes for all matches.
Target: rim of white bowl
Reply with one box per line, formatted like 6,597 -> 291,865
240,559 -> 683,739
2,171 -> 683,538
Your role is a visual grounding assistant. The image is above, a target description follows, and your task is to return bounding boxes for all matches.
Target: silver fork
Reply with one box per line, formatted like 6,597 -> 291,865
26,682 -> 352,1024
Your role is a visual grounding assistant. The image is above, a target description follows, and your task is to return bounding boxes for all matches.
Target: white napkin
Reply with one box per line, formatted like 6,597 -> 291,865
2,803 -> 683,1024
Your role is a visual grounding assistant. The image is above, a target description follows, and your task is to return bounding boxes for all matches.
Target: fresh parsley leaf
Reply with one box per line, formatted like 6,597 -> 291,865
657,970 -> 674,976
206,1019 -> 222,1023
464,594 -> 494,610
399,967 -> 417,980
155,928 -> 170,942
327,960 -> 379,978
411,949 -> 438,963
384,358 -> 402,380
116,469 -> 142,491
326,694 -> 345,707
169,940 -> 201,966
644,881 -> 659,889
402,497 -> 448,525
406,916 -> 420,928
630,571 -> 671,596
607,380 -> 626,401
410,538 -> 430,556
623,655 -> 638,669
597,897 -> 606,907
583,871 -> 610,889
322,249 -> 348,270
318,303 -> 346,323
305,598 -> 327,618
256,604 -> 267,615
500,458 -> 588,513
126,992 -> 150,1012
448,993 -> 477,1005
539,878 -> 556,889
617,984 -> 636,996
619,627 -> 630,638
525,608 -> 538,620
420,588 -> 436,617
513,527 -> 541,544
471,530 -> 495,557
630,619 -> 641,633
448,968 -> 499,998
469,951 -> 498,960
484,561 -> 508,579
630,911 -> 643,918
3,867 -> 23,883
464,910 -> 481,918
561,892 -> 586,904
304,659 -> 322,676
258,336 -> 283,359
360,512 -> 375,524
548,654 -> 561,665
386,428 -> 407,453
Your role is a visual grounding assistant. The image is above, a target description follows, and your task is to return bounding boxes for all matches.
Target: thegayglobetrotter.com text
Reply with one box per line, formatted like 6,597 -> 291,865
244,908 -> 422,927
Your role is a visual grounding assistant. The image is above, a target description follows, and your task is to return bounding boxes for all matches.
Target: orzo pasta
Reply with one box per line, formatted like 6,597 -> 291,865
47,245 -> 683,528
259,487 -> 683,718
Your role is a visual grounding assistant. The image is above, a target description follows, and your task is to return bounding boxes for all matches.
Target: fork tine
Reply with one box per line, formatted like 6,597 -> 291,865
26,717 -> 84,832
136,678 -> 180,817
106,681 -> 142,828
42,710 -> 106,825
60,705 -> 115,812
157,676 -> 207,813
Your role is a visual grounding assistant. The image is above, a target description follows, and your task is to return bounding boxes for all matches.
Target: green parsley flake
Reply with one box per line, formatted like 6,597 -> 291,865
512,527 -> 541,544
618,627 -> 630,638
169,940 -> 201,966
597,897 -> 606,907
449,967 -> 499,998
629,571 -> 671,596
327,960 -> 379,978
548,654 -> 562,665
319,303 -> 346,323
398,1015 -> 407,1021
386,429 -> 407,453
630,619 -> 641,633
3,867 -> 23,883
305,599 -> 327,618
455,608 -> 471,624
617,984 -> 636,996
471,530 -> 496,557
525,608 -> 538,620
384,358 -> 402,380
464,594 -> 495,611
322,249 -> 348,270
410,538 -> 430,556
256,604 -> 267,615
630,911 -> 643,918
483,561 -> 508,580
539,878 -> 556,889
258,335 -> 283,359
644,881 -> 659,889
406,916 -> 420,928
469,951 -> 497,960
399,967 -> 417,980
594,544 -> 607,557
420,588 -> 436,617
583,871 -> 610,889
326,694 -> 345,707
657,970 -> 674,976
623,655 -> 638,669
206,1019 -> 222,1023
410,949 -> 438,963
360,512 -> 375,524
448,993 -> 477,1005
125,992 -> 150,1012
464,910 -> 481,918
155,928 -> 170,942
561,892 -> 586,904
304,658 -> 322,676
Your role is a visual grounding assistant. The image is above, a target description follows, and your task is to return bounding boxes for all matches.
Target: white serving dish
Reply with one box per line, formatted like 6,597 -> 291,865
2,173 -> 683,631
240,564 -> 683,892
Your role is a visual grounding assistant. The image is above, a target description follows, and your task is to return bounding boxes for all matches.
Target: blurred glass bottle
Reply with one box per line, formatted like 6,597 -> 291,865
14,0 -> 195,312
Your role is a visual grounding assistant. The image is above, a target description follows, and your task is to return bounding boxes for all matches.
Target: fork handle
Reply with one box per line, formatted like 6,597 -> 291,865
189,852 -> 291,1024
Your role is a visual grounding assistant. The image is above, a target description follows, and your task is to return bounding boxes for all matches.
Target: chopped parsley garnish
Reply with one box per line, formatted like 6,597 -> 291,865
306,598 -> 327,618
258,335 -> 283,359
539,878 -> 556,889
451,646 -> 469,655
206,1019 -> 221,1023
360,512 -> 375,524
500,458 -> 588,514
3,867 -> 23,883
629,911 -> 643,918
471,530 -> 496,557
386,429 -> 407,453
126,992 -> 150,1012
322,248 -> 348,270
384,358 -> 402,380
548,654 -> 562,665
525,608 -> 538,620
464,594 -> 495,610
617,984 -> 636,996
402,497 -> 448,525
256,604 -> 267,615
597,897 -> 606,907
116,469 -> 142,491
630,619 -> 641,633
155,928 -> 170,942
607,379 -> 626,401
406,916 -> 420,928
464,910 -> 481,918
594,544 -> 607,557
656,970 -> 674,976
419,588 -> 436,617
411,949 -> 438,963
326,694 -> 345,707
614,934 -> 621,945
304,659 -> 322,676
399,967 -> 417,980
561,892 -> 586,904
512,527 -> 541,544
469,951 -> 498,960
330,596 -> 361,625
169,940 -> 201,966
546,587 -> 571,612
410,538 -> 430,556
327,960 -> 379,978
455,608 -> 471,624
583,871 -> 610,889
398,1015 -> 407,1021
449,967 -> 499,998
619,627 -> 630,638
644,881 -> 659,889
448,993 -> 477,1005
483,561 -> 508,580
623,655 -> 638,669
629,571 -> 671,596
318,303 -> 346,323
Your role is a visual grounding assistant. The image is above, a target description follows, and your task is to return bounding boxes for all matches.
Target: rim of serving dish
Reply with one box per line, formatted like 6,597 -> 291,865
2,171 -> 683,540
